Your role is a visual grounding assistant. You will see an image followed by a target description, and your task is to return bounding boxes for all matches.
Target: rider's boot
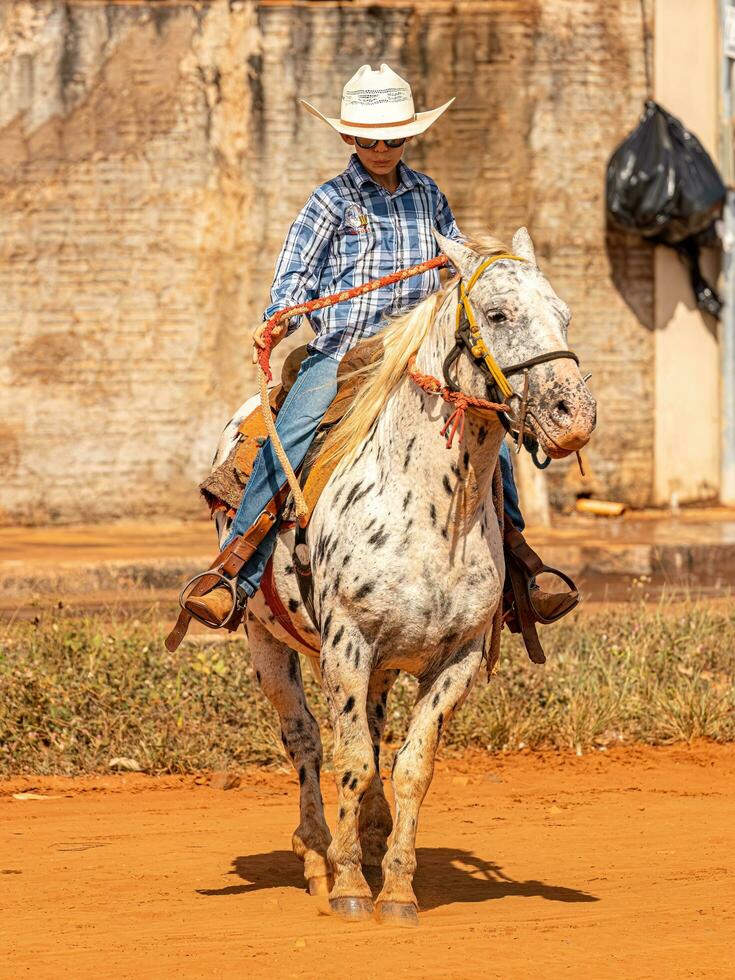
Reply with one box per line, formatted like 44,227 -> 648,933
186,583 -> 245,627
166,490 -> 289,653
529,581 -> 578,621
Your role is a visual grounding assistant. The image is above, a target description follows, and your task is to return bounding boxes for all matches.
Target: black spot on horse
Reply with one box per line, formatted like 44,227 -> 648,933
403,435 -> 416,470
299,765 -> 306,786
403,490 -> 412,511
349,777 -> 358,792
342,695 -> 355,715
284,563 -> 295,575
477,426 -> 488,446
442,474 -> 452,496
437,712 -> 444,737
429,503 -> 437,525
352,481 -> 376,506
368,526 -> 389,548
288,598 -> 299,613
463,450 -> 470,469
322,610 -> 333,642
355,582 -> 375,600
342,770 -> 352,787
340,481 -> 364,515
332,625 -> 345,647
432,693 -> 440,709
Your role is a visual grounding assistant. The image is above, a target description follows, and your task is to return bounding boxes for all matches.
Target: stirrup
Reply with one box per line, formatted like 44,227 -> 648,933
178,569 -> 245,630
527,565 -> 580,625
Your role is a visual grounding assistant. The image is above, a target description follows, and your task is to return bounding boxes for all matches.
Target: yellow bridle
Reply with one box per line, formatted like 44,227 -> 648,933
456,252 -> 527,400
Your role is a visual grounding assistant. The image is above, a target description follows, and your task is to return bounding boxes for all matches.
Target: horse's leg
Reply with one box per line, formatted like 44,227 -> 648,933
320,627 -> 375,921
375,641 -> 484,927
247,617 -> 332,896
360,669 -> 398,870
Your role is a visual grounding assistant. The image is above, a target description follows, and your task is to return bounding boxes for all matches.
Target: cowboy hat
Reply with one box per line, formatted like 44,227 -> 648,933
300,63 -> 454,141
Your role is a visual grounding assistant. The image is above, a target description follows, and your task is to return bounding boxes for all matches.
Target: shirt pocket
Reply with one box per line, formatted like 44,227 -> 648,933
333,216 -> 379,284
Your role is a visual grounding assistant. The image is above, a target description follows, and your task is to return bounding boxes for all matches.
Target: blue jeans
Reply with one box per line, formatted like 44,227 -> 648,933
228,350 -> 524,595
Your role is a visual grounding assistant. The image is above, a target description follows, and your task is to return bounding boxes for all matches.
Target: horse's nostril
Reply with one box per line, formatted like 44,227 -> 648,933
555,399 -> 570,417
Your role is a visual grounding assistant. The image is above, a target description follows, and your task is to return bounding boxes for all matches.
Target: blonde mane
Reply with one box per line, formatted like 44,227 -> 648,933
320,235 -> 509,470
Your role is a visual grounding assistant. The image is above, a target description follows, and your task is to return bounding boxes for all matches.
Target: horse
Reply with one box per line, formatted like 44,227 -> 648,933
209,228 -> 596,926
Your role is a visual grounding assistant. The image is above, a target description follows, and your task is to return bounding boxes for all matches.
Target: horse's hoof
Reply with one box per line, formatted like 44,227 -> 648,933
375,901 -> 419,928
308,875 -> 332,897
329,896 -> 374,921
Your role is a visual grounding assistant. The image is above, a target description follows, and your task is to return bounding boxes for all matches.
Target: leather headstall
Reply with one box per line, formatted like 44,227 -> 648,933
441,254 -> 582,470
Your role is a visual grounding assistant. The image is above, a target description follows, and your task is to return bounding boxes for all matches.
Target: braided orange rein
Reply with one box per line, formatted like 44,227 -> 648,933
406,354 -> 509,449
258,254 -> 450,381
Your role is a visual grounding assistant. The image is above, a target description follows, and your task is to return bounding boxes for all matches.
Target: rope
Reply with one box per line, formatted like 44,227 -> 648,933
256,254 -> 450,520
257,366 -> 309,520
406,354 -> 509,448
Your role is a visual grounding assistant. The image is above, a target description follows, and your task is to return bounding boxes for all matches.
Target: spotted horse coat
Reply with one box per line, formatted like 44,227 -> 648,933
210,228 -> 596,926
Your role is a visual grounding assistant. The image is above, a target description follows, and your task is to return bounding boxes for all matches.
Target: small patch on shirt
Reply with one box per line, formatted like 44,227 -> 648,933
344,203 -> 370,233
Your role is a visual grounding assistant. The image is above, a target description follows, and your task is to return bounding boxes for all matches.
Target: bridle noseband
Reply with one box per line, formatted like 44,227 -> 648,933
442,252 -> 582,469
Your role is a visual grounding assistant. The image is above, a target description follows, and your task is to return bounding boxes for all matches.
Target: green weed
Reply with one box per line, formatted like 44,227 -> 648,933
1,600 -> 733,775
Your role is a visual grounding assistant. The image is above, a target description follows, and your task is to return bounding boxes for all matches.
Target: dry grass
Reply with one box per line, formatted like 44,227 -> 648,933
1,600 -> 734,776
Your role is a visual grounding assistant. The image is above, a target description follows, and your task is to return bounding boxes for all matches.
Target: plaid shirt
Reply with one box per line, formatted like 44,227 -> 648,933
264,154 -> 463,360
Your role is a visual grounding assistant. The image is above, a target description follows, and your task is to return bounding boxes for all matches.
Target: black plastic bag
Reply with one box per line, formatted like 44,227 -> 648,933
606,101 -> 725,317
606,100 -> 725,244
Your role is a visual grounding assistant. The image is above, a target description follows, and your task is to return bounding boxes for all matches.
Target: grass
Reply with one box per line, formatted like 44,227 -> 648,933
1,600 -> 734,776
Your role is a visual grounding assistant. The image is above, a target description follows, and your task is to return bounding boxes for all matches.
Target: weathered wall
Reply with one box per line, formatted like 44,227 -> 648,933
0,0 -> 654,524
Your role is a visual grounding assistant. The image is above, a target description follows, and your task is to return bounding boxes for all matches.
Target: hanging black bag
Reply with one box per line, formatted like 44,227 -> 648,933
606,100 -> 726,317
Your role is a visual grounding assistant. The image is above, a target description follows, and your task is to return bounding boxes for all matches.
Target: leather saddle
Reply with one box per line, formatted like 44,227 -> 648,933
199,338 -> 382,522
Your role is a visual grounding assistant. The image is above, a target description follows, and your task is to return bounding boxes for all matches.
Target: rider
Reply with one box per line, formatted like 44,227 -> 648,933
188,64 -> 573,626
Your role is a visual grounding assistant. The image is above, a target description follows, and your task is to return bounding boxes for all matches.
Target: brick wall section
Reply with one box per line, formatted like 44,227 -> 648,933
0,0 -> 653,523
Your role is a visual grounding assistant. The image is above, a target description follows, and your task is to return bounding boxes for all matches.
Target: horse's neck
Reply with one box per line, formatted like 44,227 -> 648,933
380,291 -> 505,513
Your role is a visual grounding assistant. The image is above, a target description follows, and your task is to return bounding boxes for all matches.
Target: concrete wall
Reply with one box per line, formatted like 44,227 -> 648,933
0,0 -> 655,524
653,0 -> 720,505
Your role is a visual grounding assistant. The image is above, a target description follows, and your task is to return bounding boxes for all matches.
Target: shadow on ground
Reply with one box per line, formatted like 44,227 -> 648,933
197,847 -> 599,909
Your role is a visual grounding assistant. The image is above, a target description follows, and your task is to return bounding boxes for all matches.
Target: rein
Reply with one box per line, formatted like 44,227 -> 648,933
436,252 -> 581,468
256,250 -> 582,520
256,254 -> 450,521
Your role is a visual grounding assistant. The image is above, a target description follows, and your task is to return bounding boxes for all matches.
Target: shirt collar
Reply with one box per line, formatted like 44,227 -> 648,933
347,153 -> 418,193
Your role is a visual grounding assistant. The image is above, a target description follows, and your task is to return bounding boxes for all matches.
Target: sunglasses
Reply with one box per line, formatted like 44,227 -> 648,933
354,136 -> 407,149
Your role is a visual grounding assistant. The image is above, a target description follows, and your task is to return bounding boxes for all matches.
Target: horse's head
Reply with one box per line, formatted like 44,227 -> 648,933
434,228 -> 596,458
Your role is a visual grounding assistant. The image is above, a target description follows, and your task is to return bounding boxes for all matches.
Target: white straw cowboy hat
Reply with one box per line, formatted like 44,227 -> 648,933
300,63 -> 454,140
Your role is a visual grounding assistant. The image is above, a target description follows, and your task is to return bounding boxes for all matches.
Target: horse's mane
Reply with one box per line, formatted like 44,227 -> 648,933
321,234 -> 509,470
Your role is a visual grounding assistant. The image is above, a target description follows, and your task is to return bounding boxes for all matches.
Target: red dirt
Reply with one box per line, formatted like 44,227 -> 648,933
3,744 -> 734,978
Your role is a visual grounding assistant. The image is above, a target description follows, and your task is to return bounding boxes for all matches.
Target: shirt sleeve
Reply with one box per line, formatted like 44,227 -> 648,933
263,187 -> 340,334
434,187 -> 466,243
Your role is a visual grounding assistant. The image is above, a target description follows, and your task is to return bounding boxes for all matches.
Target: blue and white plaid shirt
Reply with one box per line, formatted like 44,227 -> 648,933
264,154 -> 463,360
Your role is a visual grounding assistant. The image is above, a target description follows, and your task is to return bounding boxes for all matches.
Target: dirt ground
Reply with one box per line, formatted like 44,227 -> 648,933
3,745 -> 734,979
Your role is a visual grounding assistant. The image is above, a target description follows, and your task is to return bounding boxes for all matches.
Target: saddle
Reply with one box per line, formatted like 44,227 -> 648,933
199,338 -> 382,522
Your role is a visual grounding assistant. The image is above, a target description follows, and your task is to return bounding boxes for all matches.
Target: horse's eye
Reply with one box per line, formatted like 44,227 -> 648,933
488,311 -> 507,324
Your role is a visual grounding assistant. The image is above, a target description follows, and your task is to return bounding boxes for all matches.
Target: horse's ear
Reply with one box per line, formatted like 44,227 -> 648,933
511,227 -> 537,266
432,229 -> 477,276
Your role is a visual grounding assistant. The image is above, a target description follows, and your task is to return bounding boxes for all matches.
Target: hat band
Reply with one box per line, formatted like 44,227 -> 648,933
340,114 -> 417,128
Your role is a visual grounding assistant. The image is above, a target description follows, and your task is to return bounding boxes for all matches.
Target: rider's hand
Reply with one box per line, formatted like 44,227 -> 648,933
251,319 -> 288,364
